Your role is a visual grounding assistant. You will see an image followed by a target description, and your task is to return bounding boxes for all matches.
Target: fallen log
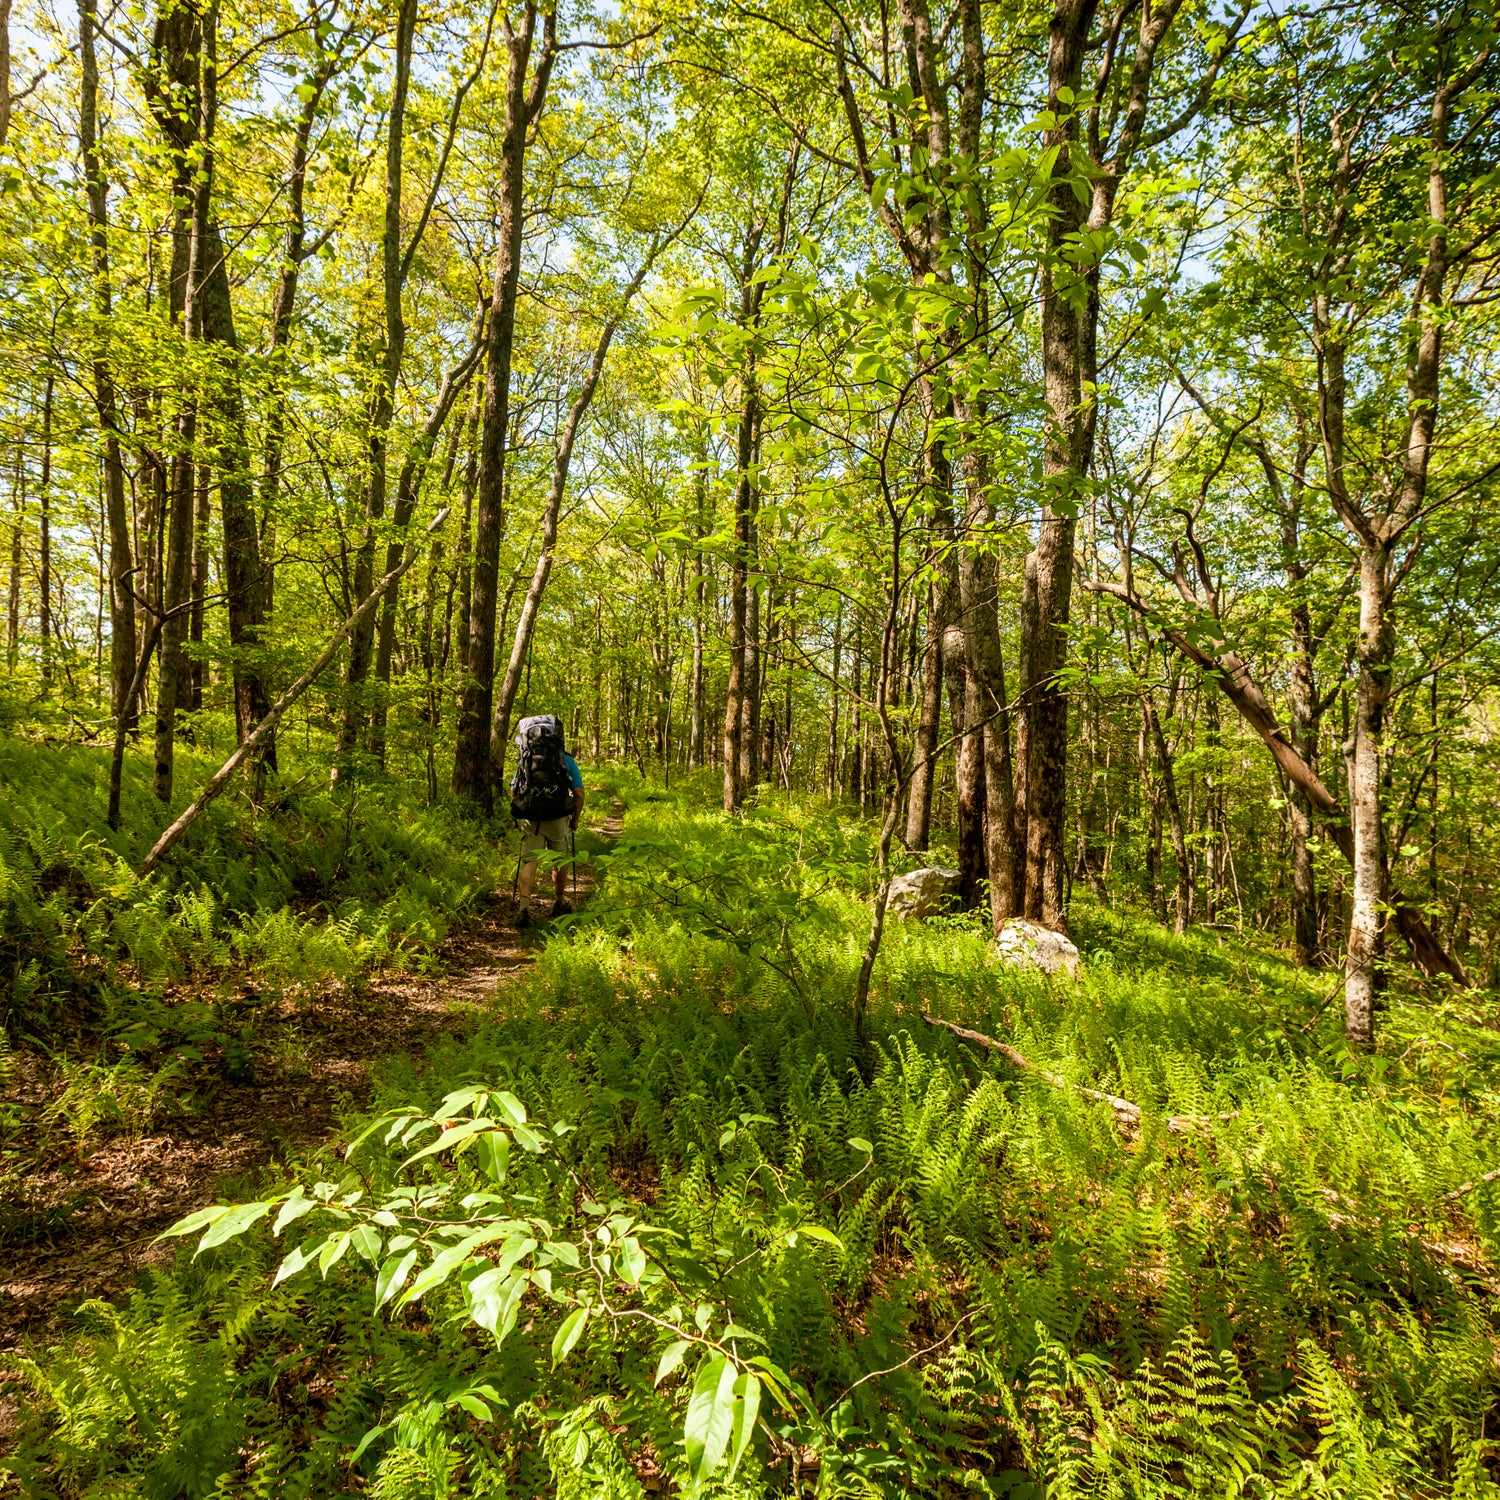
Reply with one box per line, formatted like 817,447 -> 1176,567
921,1014 -> 1227,1135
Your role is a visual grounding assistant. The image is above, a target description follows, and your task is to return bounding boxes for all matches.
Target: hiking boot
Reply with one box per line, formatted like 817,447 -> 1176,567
550,898 -> 573,919
514,905 -> 533,930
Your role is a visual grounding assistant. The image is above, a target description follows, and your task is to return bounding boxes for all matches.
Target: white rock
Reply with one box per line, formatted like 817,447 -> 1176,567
994,917 -> 1081,978
886,866 -> 962,920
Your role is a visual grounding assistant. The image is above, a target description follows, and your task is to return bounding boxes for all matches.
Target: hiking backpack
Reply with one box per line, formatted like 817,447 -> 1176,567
511,715 -> 572,823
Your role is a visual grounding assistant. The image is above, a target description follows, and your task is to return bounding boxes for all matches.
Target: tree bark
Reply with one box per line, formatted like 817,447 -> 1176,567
452,3 -> 556,811
79,0 -> 136,725
335,0 -> 417,779
38,375 -> 53,683
489,274 -> 645,782
904,580 -> 943,850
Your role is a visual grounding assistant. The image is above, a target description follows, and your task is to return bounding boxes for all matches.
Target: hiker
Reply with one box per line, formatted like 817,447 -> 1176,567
510,713 -> 585,927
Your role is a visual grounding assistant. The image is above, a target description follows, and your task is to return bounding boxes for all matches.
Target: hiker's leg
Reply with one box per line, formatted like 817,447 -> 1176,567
552,862 -> 566,900
517,821 -> 545,898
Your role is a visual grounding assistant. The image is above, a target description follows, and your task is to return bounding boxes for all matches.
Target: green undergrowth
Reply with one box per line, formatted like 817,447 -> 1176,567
0,736 -> 513,1041
7,782 -> 1500,1496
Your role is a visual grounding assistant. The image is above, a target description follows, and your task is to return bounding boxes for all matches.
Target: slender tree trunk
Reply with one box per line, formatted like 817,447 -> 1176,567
453,4 -> 556,810
6,488 -> 19,671
827,596 -> 842,799
1344,544 -> 1392,1045
336,0 -> 417,778
1141,684 -> 1189,934
905,580 -> 942,850
689,456 -> 706,767
189,463 -> 209,712
80,0 -> 136,725
37,375 -> 53,683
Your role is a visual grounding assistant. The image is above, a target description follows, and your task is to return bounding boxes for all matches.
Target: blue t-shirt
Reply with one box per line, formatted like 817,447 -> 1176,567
512,751 -> 583,791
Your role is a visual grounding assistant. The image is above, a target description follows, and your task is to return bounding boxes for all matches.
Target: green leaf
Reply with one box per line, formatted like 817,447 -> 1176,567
795,1224 -> 844,1251
493,1090 -> 527,1126
350,1223 -> 384,1263
375,1248 -> 418,1308
476,1130 -> 510,1182
848,1137 -> 873,1155
551,1306 -> 589,1365
511,1122 -> 544,1153
319,1230 -> 352,1276
684,1355 -> 739,1483
727,1372 -> 761,1479
655,1339 -> 691,1386
273,1190 -> 316,1234
157,1204 -> 230,1242
396,1224 -> 515,1309
617,1236 -> 647,1284
349,1424 -> 387,1464
272,1236 -> 324,1288
197,1201 -> 272,1253
450,1392 -> 493,1421
403,1117 -> 496,1167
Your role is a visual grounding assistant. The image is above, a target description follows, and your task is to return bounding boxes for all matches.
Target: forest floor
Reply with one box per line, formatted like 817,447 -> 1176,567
0,806 -> 621,1440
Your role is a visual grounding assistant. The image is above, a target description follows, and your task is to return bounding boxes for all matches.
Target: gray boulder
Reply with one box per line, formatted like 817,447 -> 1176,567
886,866 -> 962,920
994,918 -> 1082,978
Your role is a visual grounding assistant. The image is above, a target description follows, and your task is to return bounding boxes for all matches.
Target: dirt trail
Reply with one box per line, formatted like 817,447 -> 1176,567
0,808 -> 621,1377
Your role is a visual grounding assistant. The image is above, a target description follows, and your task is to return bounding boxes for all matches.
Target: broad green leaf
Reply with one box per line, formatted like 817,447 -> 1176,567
655,1339 -> 691,1386
617,1236 -> 647,1284
319,1230 -> 352,1276
403,1117 -> 496,1167
395,1224 -> 515,1309
273,1191 -> 316,1235
197,1201 -> 272,1253
511,1122 -> 544,1153
684,1355 -> 738,1484
551,1306 -> 589,1365
375,1248 -> 418,1308
493,1090 -> 527,1127
350,1223 -> 383,1262
157,1204 -> 230,1241
450,1392 -> 492,1421
796,1224 -> 844,1251
272,1236 -> 325,1288
476,1130 -> 509,1182
726,1373 -> 761,1479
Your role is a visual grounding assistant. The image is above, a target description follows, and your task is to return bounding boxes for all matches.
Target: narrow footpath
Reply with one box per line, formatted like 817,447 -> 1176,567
0,807 -> 621,1394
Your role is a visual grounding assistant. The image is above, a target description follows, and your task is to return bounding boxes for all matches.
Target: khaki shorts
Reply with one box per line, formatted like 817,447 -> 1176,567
520,815 -> 572,859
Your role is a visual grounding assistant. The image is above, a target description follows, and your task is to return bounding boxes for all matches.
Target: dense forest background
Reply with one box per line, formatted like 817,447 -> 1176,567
2,0 -> 1500,1490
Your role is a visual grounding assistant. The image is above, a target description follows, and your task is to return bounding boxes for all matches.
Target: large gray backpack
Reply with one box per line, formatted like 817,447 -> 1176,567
511,715 -> 571,822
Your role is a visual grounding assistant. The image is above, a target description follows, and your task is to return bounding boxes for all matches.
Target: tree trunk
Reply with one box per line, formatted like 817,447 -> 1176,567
453,4 -> 556,810
38,375 -> 53,683
904,580 -> 942,850
1141,684 -> 1189,934
80,0 -> 136,725
189,463 -> 208,712
336,0 -> 417,778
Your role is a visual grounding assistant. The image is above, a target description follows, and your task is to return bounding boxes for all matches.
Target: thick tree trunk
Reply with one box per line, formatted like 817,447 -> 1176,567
453,5 -> 554,810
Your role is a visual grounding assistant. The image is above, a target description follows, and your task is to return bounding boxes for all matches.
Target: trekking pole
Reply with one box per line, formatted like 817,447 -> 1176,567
511,828 -> 524,900
571,824 -> 577,904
